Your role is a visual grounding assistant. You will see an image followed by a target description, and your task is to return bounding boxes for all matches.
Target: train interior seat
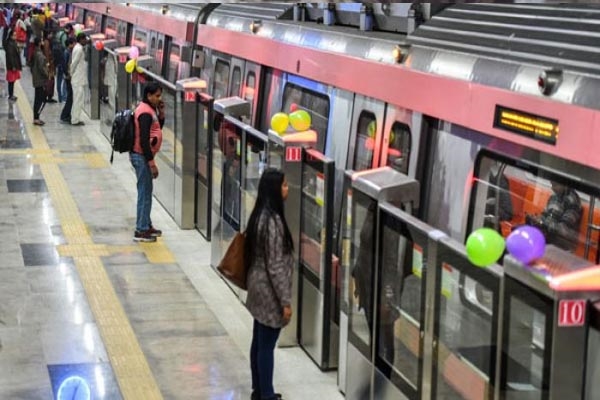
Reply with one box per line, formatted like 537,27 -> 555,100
501,177 -> 600,262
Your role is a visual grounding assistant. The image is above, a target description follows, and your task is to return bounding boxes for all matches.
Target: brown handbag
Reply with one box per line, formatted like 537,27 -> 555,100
217,232 -> 248,290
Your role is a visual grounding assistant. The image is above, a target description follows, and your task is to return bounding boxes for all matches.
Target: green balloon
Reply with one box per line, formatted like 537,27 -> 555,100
289,110 -> 311,131
466,228 -> 505,267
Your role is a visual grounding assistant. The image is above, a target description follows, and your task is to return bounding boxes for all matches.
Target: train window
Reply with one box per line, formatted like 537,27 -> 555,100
387,122 -> 411,174
72,7 -> 83,24
282,83 -> 329,152
156,39 -> 164,75
168,44 -> 181,83
352,112 -> 376,171
243,72 -> 256,118
132,30 -> 148,55
117,21 -> 128,47
85,13 -> 96,30
213,60 -> 230,100
105,19 -> 117,41
230,66 -> 242,97
470,154 -> 600,262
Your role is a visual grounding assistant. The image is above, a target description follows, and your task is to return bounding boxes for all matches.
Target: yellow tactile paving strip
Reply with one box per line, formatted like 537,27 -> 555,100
13,84 -> 164,400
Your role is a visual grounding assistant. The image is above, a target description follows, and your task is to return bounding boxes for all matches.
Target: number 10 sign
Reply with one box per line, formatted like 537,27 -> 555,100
558,299 -> 586,327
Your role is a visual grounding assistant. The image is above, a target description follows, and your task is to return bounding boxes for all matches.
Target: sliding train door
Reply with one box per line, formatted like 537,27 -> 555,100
346,96 -> 385,171
298,149 -> 338,370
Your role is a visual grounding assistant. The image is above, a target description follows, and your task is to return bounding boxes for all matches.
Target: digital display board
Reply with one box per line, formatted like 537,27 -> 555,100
494,106 -> 558,145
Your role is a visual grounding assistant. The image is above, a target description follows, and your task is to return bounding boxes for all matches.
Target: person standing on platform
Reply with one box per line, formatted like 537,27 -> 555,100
60,37 -> 75,123
69,32 -> 87,126
42,29 -> 57,103
30,36 -> 48,126
55,23 -> 72,102
130,82 -> 164,242
4,28 -> 22,102
245,168 -> 294,400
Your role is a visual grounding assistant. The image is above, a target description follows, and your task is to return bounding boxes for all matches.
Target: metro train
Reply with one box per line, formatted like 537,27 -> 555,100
52,2 -> 600,400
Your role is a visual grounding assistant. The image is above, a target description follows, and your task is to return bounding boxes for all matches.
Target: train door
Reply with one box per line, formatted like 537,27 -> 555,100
242,61 -> 262,127
346,96 -> 386,171
500,248 -> 599,400
341,168 -> 420,400
194,92 -> 214,240
210,111 -> 269,300
297,149 -> 338,370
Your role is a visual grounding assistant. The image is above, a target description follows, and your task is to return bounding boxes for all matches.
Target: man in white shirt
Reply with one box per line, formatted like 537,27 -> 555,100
69,33 -> 88,126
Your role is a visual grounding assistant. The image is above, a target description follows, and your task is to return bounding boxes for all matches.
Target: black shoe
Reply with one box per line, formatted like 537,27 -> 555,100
71,121 -> 85,126
8,96 -> 17,102
251,392 -> 282,400
47,98 -> 58,103
133,230 -> 157,243
148,226 -> 162,237
60,119 -> 70,124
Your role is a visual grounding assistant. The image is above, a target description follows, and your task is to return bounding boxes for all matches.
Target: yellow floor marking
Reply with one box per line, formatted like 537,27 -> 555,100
15,84 -> 164,400
139,240 -> 177,264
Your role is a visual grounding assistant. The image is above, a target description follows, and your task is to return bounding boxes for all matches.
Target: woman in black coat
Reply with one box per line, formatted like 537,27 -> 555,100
4,29 -> 22,101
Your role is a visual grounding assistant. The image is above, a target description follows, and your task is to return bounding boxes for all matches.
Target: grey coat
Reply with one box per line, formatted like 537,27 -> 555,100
31,48 -> 48,89
245,212 -> 293,329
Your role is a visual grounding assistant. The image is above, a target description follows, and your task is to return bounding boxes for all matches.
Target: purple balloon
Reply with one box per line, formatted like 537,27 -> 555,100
506,225 -> 546,265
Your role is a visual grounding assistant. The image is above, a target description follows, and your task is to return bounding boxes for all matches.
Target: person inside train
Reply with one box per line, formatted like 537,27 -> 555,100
484,165 -> 513,230
352,202 -> 405,366
526,180 -> 582,252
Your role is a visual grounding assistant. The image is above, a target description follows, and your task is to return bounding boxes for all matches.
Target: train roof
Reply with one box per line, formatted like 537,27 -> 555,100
406,3 -> 600,111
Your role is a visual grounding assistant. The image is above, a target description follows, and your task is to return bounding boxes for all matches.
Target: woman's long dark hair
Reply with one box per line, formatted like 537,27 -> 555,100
245,168 -> 294,265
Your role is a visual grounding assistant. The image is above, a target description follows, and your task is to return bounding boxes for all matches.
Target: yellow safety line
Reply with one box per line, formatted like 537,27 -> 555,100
14,84 -> 164,400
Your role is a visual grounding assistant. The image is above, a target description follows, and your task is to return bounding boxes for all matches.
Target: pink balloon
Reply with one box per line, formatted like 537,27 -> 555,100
129,46 -> 139,59
289,103 -> 299,112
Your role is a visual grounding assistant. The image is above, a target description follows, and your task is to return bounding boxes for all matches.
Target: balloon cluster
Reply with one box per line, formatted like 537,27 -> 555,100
125,46 -> 141,74
73,23 -> 84,37
270,104 -> 311,135
466,225 -> 546,268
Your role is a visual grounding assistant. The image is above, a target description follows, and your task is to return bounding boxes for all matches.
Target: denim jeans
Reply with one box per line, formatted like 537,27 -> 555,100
130,152 -> 153,232
250,320 -> 281,400
56,66 -> 65,102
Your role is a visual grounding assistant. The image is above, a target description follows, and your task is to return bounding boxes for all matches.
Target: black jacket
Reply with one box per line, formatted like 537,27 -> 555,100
5,39 -> 22,71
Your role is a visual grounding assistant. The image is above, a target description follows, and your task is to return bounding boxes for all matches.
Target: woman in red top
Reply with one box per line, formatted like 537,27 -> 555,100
130,82 -> 164,242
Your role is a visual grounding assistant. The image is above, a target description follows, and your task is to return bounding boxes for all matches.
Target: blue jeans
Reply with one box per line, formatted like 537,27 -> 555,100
56,65 -> 66,102
250,320 -> 281,400
130,152 -> 153,232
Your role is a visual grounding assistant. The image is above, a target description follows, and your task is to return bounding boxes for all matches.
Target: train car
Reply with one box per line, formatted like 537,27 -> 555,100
70,3 -> 600,400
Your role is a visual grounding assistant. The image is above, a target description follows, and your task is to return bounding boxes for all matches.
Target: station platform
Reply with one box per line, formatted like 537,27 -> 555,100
0,74 -> 342,400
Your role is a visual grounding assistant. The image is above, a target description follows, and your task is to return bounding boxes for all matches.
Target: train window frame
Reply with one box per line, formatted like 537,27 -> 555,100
213,59 -> 230,100
244,72 -> 257,118
230,66 -> 242,97
387,121 -> 411,174
352,111 -> 377,172
132,28 -> 148,55
282,83 -> 330,153
467,149 -> 600,262
105,18 -> 118,41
